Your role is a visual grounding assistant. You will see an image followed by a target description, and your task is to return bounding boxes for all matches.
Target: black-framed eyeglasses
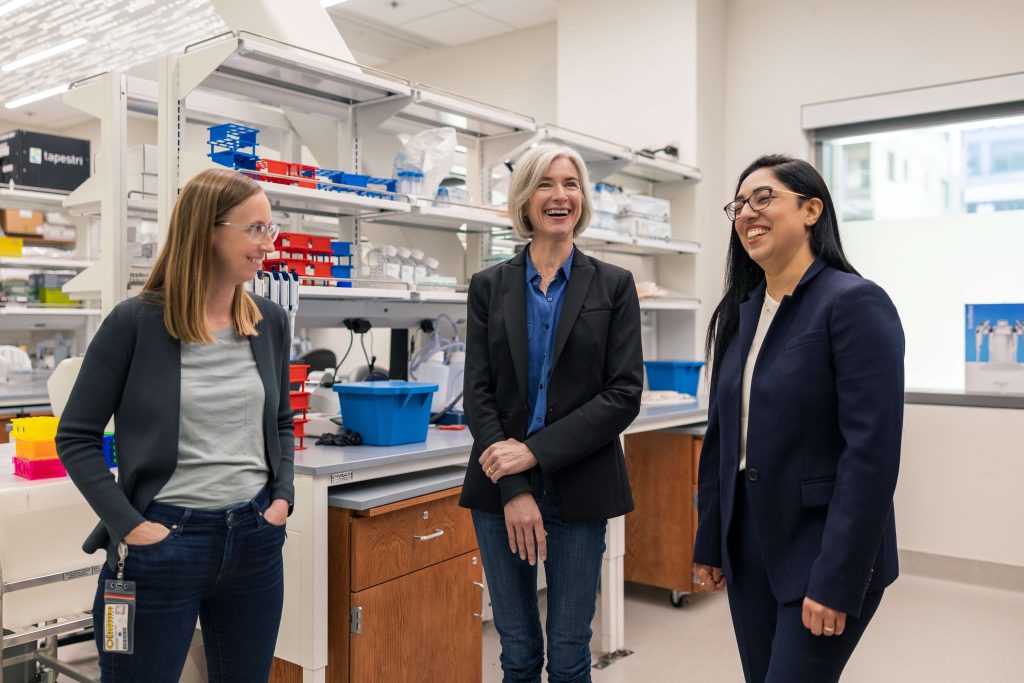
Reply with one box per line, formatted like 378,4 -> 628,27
215,222 -> 281,242
723,186 -> 807,221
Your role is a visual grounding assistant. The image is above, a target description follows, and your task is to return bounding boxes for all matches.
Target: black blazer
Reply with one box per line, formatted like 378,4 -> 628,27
693,260 -> 904,617
56,291 -> 294,568
459,247 -> 643,522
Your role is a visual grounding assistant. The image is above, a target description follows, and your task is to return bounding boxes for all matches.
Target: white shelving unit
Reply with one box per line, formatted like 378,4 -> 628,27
0,307 -> 103,331
0,186 -> 69,213
0,182 -> 102,356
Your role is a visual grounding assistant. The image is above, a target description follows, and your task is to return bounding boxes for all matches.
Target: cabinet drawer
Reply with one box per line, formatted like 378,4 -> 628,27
350,550 -> 483,683
350,487 -> 477,591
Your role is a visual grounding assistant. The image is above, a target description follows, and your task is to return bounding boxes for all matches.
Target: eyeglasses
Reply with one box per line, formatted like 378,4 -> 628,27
723,187 -> 807,221
216,222 -> 281,242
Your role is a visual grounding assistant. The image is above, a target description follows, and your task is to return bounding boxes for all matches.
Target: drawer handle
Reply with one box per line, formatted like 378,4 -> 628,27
414,528 -> 445,541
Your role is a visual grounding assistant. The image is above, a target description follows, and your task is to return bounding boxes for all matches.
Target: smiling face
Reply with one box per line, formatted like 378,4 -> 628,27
526,156 -> 583,241
211,191 -> 274,286
733,167 -> 821,274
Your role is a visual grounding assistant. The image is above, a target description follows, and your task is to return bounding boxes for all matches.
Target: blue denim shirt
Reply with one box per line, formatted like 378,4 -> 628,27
525,246 -> 573,436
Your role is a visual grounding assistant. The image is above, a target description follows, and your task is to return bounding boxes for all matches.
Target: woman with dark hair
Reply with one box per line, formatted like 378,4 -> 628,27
57,168 -> 293,682
693,154 -> 904,682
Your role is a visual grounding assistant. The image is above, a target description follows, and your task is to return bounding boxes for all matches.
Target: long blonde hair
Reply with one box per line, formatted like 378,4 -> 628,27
144,168 -> 263,344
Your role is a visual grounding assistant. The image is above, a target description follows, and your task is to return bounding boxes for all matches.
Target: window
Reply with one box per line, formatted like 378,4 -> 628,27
819,113 -> 1024,222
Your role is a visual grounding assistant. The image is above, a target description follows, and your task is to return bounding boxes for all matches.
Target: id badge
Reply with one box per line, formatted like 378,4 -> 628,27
102,578 -> 136,654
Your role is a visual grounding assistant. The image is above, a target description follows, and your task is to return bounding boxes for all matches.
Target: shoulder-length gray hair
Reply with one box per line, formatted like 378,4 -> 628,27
509,144 -> 592,240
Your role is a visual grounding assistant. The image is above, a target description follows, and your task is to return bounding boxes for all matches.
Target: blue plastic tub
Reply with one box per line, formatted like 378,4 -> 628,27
331,240 -> 352,257
643,360 -> 704,395
333,381 -> 438,446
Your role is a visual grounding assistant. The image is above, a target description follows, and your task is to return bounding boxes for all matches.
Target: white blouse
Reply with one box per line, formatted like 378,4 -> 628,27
739,292 -> 779,471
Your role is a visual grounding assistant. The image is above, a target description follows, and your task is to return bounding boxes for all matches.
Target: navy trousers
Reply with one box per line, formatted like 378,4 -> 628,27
726,476 -> 884,683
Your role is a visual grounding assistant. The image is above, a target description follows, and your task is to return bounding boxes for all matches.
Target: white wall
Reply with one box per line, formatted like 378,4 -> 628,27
898,404 -> 1024,567
380,22 -> 557,125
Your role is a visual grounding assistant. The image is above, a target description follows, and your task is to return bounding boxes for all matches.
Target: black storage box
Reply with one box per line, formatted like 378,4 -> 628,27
0,129 -> 90,193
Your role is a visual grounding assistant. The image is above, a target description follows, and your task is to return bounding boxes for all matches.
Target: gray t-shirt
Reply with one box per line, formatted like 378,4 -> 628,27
154,325 -> 269,508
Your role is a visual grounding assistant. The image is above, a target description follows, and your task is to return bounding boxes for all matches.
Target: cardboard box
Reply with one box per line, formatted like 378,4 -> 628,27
0,209 -> 44,236
0,129 -> 90,192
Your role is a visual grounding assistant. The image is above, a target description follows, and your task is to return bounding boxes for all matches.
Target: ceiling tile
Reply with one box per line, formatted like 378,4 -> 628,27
333,0 -> 459,27
464,0 -> 557,30
400,7 -> 513,47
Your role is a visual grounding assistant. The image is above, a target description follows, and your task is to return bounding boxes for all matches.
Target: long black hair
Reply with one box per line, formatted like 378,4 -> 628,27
705,154 -> 858,390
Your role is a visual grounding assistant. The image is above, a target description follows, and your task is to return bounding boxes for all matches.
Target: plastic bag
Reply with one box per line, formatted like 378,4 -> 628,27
394,127 -> 457,199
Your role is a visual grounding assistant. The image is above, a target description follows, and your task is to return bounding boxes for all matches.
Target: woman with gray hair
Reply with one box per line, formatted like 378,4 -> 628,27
459,144 -> 644,682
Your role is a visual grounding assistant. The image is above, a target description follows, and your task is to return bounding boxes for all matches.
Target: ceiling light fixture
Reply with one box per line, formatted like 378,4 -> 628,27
4,83 -> 69,109
0,0 -> 33,17
2,38 -> 88,72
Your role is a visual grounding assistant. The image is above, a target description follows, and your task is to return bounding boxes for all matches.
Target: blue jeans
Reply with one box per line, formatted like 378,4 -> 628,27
91,487 -> 286,683
472,471 -> 607,683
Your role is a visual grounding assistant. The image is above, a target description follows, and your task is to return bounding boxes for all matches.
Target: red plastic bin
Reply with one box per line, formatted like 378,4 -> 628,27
256,159 -> 318,189
293,418 -> 309,438
262,258 -> 331,279
289,364 -> 310,384
13,456 -> 67,480
289,391 -> 310,411
275,233 -> 332,254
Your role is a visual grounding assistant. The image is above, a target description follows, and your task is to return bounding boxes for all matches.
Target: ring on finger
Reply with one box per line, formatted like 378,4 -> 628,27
823,626 -> 835,634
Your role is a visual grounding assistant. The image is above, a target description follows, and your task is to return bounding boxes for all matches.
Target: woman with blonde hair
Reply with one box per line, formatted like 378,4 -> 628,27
460,144 -> 643,682
57,167 -> 294,682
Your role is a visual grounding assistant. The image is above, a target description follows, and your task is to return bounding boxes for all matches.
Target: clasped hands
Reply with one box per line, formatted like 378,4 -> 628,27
480,439 -> 547,566
479,438 -> 537,484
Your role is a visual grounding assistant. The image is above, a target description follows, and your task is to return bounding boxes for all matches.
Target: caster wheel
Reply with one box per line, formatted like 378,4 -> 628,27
670,591 -> 688,608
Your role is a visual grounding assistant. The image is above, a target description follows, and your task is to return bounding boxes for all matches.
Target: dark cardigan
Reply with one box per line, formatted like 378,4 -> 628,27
56,291 -> 294,567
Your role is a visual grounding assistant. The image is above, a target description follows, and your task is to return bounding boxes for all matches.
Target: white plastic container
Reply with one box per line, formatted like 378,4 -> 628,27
410,248 -> 428,284
383,245 -> 402,281
396,246 -> 416,286
415,351 -> 450,414
446,350 -> 466,411
362,242 -> 385,281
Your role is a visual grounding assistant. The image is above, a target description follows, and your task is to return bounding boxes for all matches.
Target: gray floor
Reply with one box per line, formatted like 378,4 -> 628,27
484,574 -> 1024,682
52,573 -> 1024,681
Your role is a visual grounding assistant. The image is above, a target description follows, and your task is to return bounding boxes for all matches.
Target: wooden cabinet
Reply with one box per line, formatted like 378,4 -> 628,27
623,431 -> 703,594
313,486 -> 482,683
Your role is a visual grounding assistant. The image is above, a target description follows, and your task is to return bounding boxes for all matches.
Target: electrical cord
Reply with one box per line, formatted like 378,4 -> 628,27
332,328 -> 355,381
429,389 -> 464,424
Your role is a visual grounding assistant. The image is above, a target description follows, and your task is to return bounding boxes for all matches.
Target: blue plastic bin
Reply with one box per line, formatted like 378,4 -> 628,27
643,361 -> 704,395
333,381 -> 438,446
330,240 -> 352,257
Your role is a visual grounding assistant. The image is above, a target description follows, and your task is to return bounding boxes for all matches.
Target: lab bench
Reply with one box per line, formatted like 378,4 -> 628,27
271,402 -> 708,680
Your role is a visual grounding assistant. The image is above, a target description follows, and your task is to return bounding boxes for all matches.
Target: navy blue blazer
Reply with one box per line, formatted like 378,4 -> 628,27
693,259 -> 905,617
